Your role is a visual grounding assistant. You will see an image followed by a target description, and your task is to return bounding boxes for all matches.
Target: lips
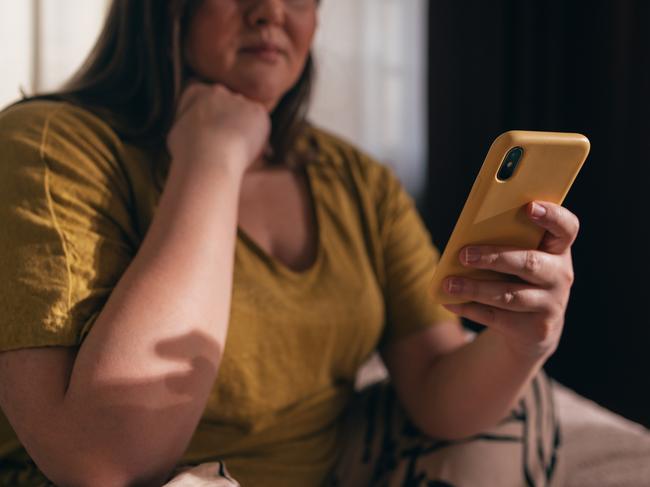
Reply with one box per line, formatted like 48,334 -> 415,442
240,42 -> 285,62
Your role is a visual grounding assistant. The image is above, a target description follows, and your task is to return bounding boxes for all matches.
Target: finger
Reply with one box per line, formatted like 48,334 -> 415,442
175,80 -> 207,119
443,277 -> 552,312
442,302 -> 527,334
527,202 -> 580,254
442,302 -> 559,359
459,246 -> 559,286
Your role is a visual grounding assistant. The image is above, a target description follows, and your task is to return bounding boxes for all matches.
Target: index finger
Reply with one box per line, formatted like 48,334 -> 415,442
175,79 -> 207,120
527,201 -> 580,254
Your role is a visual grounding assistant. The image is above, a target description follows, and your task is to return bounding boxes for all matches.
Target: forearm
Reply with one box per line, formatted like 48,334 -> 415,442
61,160 -> 243,484
415,328 -> 548,440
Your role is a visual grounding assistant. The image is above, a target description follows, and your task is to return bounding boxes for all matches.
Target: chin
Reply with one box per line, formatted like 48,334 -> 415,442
230,79 -> 290,109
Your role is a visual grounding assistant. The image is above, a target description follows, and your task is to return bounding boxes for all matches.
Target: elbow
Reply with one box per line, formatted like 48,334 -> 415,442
426,425 -> 480,442
38,453 -> 175,487
31,419 -> 181,486
417,421 -> 475,442
48,471 -> 129,487
48,470 -> 173,487
43,464 -> 122,487
410,411 -> 484,442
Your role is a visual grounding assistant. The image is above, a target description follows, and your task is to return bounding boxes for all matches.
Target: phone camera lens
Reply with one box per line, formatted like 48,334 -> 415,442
497,147 -> 523,181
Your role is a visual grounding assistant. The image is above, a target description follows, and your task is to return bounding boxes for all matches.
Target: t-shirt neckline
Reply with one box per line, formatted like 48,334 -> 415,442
236,162 -> 324,281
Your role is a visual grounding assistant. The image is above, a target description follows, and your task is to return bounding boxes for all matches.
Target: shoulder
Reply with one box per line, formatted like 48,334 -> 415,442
0,99 -> 128,184
0,99 -> 123,156
0,99 -> 115,133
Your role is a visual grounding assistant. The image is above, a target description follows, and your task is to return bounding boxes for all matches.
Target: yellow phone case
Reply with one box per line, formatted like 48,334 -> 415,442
430,130 -> 590,304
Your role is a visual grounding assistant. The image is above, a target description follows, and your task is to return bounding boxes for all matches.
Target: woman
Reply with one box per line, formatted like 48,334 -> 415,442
0,0 -> 577,485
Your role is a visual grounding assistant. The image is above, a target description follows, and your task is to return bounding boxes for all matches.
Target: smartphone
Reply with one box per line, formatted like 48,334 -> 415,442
430,130 -> 590,304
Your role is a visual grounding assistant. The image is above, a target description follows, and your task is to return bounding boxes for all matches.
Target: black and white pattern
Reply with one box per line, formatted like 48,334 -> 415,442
328,371 -> 563,487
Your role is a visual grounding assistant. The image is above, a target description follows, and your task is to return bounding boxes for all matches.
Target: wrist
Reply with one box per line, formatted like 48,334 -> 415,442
482,328 -> 552,367
168,148 -> 247,184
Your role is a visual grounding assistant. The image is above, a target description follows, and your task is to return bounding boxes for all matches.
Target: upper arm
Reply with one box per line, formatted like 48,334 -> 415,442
0,101 -> 136,352
351,147 -> 471,428
380,320 -> 469,425
366,159 -> 460,345
0,102 -> 138,484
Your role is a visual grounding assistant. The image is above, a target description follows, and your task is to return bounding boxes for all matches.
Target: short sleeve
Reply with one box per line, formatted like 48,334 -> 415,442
371,161 -> 460,346
0,101 -> 138,351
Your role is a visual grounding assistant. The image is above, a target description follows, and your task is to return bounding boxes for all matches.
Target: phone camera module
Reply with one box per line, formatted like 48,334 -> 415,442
497,147 -> 523,181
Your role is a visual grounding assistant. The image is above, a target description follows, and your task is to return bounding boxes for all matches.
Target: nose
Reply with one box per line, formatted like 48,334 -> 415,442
246,0 -> 285,27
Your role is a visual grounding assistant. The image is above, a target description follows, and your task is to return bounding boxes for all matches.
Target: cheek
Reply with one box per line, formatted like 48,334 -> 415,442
185,4 -> 239,70
290,15 -> 317,62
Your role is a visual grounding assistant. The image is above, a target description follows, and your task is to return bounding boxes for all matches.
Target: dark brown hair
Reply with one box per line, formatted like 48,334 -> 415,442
23,0 -> 316,165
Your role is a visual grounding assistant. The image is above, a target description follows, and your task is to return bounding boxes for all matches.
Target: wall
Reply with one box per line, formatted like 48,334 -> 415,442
426,0 -> 650,427
0,0 -> 428,198
0,0 -> 109,107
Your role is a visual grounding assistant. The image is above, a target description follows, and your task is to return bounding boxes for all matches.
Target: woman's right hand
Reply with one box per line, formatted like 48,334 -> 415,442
167,82 -> 271,177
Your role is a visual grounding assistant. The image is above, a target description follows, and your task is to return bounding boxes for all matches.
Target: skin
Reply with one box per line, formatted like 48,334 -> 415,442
381,201 -> 580,439
443,201 -> 579,361
173,0 -> 321,271
183,0 -> 318,111
178,0 -> 583,441
0,2 -> 320,486
0,1 -> 581,485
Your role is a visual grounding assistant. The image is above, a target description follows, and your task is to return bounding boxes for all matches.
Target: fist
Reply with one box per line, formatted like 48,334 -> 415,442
167,82 -> 271,176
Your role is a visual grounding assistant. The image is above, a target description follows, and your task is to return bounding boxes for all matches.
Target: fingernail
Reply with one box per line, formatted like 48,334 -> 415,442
446,278 -> 463,294
463,247 -> 480,264
530,203 -> 547,219
443,303 -> 462,314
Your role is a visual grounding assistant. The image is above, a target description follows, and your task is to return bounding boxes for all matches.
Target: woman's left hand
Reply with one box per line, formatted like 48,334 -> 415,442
442,201 -> 580,361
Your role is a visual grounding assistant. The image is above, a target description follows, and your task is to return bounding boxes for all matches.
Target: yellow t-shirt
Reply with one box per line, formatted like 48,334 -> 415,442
0,100 -> 457,486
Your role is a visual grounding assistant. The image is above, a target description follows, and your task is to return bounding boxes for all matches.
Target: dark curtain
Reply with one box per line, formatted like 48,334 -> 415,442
425,0 -> 650,427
